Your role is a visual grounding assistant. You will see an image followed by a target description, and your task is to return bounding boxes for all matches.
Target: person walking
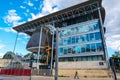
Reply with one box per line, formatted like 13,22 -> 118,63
74,71 -> 79,79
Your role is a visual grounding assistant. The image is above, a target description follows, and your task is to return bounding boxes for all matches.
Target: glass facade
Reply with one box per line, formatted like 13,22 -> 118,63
58,20 -> 104,61
59,56 -> 103,62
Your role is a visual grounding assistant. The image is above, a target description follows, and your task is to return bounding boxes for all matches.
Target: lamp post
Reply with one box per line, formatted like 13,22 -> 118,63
117,45 -> 120,57
55,27 -> 59,80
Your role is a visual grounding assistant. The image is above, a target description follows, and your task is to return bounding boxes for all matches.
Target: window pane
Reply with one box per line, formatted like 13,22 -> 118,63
86,44 -> 90,52
96,43 -> 103,51
76,36 -> 79,43
94,22 -> 99,30
98,56 -> 103,60
59,48 -> 63,55
95,32 -> 101,40
59,38 -> 63,45
67,37 -> 71,44
90,33 -> 95,41
75,46 -> 81,54
91,44 -> 96,52
88,56 -> 92,61
63,38 -> 68,45
81,45 -> 86,53
72,36 -> 76,44
68,47 -> 72,54
72,46 -> 76,54
93,56 -> 97,60
63,47 -> 67,54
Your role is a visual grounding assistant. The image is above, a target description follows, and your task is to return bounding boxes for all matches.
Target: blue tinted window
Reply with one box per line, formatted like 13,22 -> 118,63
75,46 -> 81,54
72,46 -> 76,54
86,44 -> 90,52
98,56 -> 102,60
63,47 -> 67,54
90,33 -> 95,41
91,44 -> 96,52
76,36 -> 79,43
72,36 -> 76,44
94,22 -> 99,30
81,45 -> 86,53
68,47 -> 72,54
96,43 -> 103,51
95,32 -> 101,40
59,39 -> 63,45
93,56 -> 97,60
88,57 -> 92,61
59,48 -> 63,55
63,38 -> 68,45
67,37 -> 71,44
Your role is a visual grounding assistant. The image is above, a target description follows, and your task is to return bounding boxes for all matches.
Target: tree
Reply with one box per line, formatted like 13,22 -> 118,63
24,53 -> 31,58
112,51 -> 119,58
2,51 -> 14,59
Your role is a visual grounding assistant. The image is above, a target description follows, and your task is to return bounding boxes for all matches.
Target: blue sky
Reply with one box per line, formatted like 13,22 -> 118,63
0,0 -> 120,58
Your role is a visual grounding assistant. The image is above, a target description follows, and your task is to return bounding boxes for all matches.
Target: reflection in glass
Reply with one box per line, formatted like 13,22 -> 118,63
91,44 -> 96,52
81,45 -> 86,53
86,44 -> 90,52
96,43 -> 103,51
63,47 -> 67,54
59,48 -> 63,55
94,22 -> 99,30
68,47 -> 72,54
72,36 -> 76,44
67,37 -> 71,44
90,33 -> 95,41
72,46 -> 76,54
75,46 -> 81,54
95,32 -> 101,40
63,38 -> 68,45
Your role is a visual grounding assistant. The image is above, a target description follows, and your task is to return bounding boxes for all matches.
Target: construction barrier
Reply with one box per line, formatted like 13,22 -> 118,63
0,69 -> 31,76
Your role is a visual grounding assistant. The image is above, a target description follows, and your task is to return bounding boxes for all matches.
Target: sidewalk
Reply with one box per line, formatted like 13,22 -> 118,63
0,75 -> 118,80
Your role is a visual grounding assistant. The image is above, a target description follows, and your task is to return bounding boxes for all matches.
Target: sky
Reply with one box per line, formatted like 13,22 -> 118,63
0,0 -> 120,58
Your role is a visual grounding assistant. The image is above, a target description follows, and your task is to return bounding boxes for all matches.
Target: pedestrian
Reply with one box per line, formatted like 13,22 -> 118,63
74,71 -> 79,79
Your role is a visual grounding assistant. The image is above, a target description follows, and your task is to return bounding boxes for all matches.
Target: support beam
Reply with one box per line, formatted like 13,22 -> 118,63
55,27 -> 59,80
36,26 -> 43,72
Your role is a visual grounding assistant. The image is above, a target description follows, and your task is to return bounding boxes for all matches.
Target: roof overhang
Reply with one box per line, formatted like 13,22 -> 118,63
13,0 -> 105,36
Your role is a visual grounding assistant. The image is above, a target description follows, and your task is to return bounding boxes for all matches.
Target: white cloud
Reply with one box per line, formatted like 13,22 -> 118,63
22,41 -> 27,44
23,13 -> 28,16
0,44 -> 5,50
28,0 -> 87,21
28,1 -> 34,6
24,0 -> 34,7
3,9 -> 24,26
0,27 -> 17,33
0,53 -> 4,58
28,13 -> 44,21
103,0 -> 120,50
20,6 -> 26,9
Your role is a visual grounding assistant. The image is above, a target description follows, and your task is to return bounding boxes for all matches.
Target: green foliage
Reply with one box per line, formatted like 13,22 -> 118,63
2,51 -> 14,59
24,53 -> 31,58
112,51 -> 120,58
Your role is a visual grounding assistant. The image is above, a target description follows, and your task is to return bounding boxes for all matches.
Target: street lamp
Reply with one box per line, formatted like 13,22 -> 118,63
117,45 -> 120,57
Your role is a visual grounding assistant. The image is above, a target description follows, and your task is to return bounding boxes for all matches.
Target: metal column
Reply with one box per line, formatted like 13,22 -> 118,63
97,3 -> 109,67
36,27 -> 43,71
13,32 -> 19,53
55,27 -> 59,80
50,31 -> 54,70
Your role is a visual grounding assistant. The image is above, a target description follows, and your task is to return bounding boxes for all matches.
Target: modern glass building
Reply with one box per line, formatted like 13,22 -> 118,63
58,19 -> 104,62
13,0 -> 107,76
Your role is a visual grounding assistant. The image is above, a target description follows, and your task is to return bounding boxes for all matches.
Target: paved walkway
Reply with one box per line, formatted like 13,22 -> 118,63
0,75 -> 116,80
